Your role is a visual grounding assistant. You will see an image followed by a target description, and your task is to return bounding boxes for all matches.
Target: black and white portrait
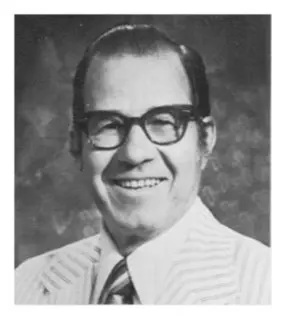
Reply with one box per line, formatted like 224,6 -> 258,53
15,15 -> 271,305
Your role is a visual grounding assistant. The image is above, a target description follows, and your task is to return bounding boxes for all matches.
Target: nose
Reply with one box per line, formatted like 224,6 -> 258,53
116,124 -> 155,166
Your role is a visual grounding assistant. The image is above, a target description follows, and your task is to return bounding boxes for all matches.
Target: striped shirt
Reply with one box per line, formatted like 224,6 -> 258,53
15,197 -> 271,304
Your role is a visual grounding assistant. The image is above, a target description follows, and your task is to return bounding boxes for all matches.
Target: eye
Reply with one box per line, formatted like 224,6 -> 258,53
151,118 -> 174,126
148,113 -> 177,126
88,117 -> 124,135
100,120 -> 121,130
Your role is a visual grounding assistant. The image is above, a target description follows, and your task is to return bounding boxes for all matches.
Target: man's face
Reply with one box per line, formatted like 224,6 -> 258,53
82,51 -> 204,245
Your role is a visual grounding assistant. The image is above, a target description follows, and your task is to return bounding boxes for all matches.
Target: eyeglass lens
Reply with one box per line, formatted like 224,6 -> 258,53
84,106 -> 195,149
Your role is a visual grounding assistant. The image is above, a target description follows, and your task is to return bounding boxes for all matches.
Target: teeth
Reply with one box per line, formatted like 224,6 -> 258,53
116,178 -> 163,189
131,180 -> 137,187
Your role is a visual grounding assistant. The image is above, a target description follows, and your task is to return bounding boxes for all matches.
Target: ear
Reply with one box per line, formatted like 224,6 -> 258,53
200,116 -> 217,170
69,129 -> 83,170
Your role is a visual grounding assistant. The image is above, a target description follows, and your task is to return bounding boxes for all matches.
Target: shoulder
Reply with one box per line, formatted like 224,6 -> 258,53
195,200 -> 270,257
199,204 -> 270,267
210,215 -> 270,266
225,228 -> 271,304
15,235 -> 101,304
16,234 -> 101,273
213,217 -> 270,256
196,206 -> 271,304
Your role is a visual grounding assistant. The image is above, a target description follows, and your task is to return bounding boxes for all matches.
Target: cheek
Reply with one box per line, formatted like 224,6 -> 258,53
163,129 -> 202,200
167,126 -> 202,175
82,146 -> 112,182
173,150 -> 201,188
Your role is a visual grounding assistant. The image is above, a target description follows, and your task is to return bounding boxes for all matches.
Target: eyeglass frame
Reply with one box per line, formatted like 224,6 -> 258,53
75,104 -> 203,150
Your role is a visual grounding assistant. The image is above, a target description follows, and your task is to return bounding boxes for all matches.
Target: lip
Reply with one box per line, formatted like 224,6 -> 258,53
107,177 -> 168,194
109,176 -> 167,185
111,176 -> 167,181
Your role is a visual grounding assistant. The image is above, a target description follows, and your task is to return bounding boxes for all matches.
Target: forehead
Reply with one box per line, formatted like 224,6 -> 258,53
84,51 -> 191,115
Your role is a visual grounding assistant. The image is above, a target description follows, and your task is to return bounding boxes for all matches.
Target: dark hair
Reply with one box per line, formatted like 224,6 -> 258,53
70,24 -> 211,156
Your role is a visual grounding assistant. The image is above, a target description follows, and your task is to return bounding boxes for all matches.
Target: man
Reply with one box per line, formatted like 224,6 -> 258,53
15,24 -> 270,305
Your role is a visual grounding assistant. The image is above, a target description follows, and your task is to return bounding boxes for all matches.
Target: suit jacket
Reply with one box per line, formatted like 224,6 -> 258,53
15,203 -> 271,305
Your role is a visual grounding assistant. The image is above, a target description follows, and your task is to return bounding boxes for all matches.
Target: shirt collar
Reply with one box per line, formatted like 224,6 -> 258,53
94,196 -> 203,304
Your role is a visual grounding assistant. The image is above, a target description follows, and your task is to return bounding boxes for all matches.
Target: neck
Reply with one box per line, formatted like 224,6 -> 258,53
102,221 -> 158,256
102,195 -> 198,256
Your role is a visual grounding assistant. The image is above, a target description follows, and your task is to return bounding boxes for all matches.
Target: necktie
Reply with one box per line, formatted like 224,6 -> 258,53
98,258 -> 135,304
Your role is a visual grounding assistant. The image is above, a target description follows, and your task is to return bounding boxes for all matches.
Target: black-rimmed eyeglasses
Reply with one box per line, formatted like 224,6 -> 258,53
76,105 -> 199,150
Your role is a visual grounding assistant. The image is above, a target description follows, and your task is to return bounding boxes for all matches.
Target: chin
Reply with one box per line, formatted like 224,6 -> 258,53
106,205 -> 161,236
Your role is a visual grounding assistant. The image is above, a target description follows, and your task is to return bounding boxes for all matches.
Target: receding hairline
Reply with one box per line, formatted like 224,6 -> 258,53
82,24 -> 184,82
86,46 -> 186,75
84,41 -> 183,78
84,48 -> 192,105
85,24 -> 181,59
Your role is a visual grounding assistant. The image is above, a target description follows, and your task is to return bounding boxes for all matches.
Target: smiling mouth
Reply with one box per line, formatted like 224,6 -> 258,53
112,178 -> 166,190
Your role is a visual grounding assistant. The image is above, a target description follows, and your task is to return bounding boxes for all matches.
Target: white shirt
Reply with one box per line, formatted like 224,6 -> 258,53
15,196 -> 271,304
93,196 -> 203,304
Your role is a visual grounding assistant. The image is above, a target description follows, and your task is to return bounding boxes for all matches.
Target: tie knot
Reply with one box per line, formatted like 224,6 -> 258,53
98,258 -> 135,304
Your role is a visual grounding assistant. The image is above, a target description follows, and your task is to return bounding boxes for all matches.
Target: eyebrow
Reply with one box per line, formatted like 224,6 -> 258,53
84,103 -> 193,115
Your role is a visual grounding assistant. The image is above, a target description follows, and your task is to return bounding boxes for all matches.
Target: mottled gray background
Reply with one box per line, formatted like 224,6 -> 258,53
15,15 -> 270,267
